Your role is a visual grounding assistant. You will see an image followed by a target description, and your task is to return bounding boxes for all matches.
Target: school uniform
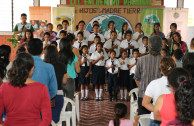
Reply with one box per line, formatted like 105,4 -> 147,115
90,51 -> 108,85
104,39 -> 121,58
117,31 -> 126,41
120,39 -> 139,58
79,54 -> 91,85
106,58 -> 120,100
118,58 -> 130,87
56,29 -> 72,38
73,40 -> 88,49
74,30 -> 90,42
89,43 -> 97,54
139,44 -> 149,54
104,29 -> 119,40
56,39 -> 60,48
43,41 -> 51,47
132,31 -> 147,47
129,57 -> 138,90
88,33 -> 105,43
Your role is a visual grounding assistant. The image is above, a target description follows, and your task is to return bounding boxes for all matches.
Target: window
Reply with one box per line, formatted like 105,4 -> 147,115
40,0 -> 60,7
13,0 -> 34,28
0,0 -> 12,31
184,0 -> 194,26
164,0 -> 177,8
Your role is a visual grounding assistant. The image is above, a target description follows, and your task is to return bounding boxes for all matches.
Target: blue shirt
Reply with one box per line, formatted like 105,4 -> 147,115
67,55 -> 79,79
31,56 -> 58,99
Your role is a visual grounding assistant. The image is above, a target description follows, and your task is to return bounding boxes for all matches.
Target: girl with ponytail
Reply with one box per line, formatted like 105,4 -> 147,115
109,103 -> 133,126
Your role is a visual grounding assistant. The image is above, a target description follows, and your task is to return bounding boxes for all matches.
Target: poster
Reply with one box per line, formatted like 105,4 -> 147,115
29,7 -> 51,39
163,8 -> 188,42
52,7 -> 75,32
141,8 -> 163,36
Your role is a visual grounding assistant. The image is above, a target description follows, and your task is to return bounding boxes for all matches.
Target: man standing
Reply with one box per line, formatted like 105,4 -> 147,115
134,36 -> 162,115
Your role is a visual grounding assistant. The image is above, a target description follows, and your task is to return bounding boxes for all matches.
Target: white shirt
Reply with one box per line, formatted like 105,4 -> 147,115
104,29 -> 119,40
56,39 -> 60,48
106,58 -> 120,74
88,33 -> 105,43
2,62 -> 12,83
120,39 -> 139,58
57,29 -> 72,38
129,57 -> 137,75
132,31 -> 148,47
104,39 -> 121,57
89,43 -> 96,54
80,54 -> 91,67
74,30 -> 90,42
118,58 -> 130,70
43,41 -> 51,47
117,31 -> 126,40
139,44 -> 148,54
73,40 -> 88,49
90,51 -> 108,66
145,76 -> 172,120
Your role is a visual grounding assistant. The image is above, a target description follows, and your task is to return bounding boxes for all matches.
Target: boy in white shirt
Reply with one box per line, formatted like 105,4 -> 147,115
104,31 -> 120,58
132,23 -> 147,47
73,31 -> 88,50
89,36 -> 101,55
56,30 -> 67,48
88,24 -> 105,46
106,50 -> 120,101
129,49 -> 139,90
43,32 -> 51,48
74,20 -> 90,42
139,36 -> 149,57
120,30 -> 139,58
57,20 -> 72,38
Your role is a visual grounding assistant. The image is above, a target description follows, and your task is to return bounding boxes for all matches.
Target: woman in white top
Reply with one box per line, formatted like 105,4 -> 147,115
104,21 -> 118,41
142,57 -> 176,126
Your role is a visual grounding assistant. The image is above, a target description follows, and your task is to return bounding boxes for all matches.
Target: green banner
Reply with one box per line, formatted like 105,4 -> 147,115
141,8 -> 163,36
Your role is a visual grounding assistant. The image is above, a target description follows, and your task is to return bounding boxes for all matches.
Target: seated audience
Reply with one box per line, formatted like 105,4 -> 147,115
183,53 -> 194,78
109,103 -> 133,126
0,53 -> 52,126
172,49 -> 183,67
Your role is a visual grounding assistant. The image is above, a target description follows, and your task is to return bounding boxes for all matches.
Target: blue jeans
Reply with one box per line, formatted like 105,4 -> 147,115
149,119 -> 161,126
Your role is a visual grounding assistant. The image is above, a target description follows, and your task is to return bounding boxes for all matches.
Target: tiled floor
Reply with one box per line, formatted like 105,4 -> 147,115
76,91 -> 131,126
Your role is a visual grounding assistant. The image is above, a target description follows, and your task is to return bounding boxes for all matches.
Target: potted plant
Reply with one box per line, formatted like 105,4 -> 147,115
6,35 -> 19,49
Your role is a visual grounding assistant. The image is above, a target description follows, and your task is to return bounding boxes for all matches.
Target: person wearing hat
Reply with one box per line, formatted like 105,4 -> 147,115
134,36 -> 163,115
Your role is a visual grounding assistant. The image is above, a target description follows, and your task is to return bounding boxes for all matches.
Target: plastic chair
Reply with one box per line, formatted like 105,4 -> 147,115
138,114 -> 150,126
74,92 -> 80,121
129,88 -> 139,122
51,97 -> 76,126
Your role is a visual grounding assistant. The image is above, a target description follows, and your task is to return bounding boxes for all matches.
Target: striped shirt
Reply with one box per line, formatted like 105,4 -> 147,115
134,54 -> 162,98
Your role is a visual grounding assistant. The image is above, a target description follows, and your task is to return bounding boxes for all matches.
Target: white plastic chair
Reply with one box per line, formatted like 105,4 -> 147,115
74,92 -> 80,122
129,88 -> 139,122
51,97 -> 76,126
138,114 -> 150,126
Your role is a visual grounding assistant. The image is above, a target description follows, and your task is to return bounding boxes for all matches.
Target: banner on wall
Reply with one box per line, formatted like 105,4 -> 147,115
52,7 -> 75,32
29,7 -> 51,39
141,8 -> 163,36
163,8 -> 188,42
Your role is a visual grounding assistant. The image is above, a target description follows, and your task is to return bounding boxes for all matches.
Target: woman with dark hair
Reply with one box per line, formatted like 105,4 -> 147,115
59,38 -> 80,111
0,45 -> 11,83
19,29 -> 34,47
150,23 -> 165,38
166,23 -> 177,44
154,68 -> 190,126
117,22 -> 129,41
0,53 -> 51,126
142,57 -> 176,126
167,80 -> 194,126
104,21 -> 118,41
44,45 -> 67,123
109,103 -> 133,126
170,32 -> 188,54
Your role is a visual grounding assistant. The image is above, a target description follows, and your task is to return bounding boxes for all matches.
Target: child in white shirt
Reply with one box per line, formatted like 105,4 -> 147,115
73,31 -> 87,50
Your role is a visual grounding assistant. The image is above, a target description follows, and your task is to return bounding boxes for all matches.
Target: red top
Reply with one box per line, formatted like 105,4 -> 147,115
159,93 -> 177,126
0,82 -> 52,126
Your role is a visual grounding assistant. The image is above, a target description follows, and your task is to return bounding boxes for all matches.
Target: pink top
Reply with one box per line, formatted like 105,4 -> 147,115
0,82 -> 52,126
159,93 -> 177,126
109,119 -> 133,126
